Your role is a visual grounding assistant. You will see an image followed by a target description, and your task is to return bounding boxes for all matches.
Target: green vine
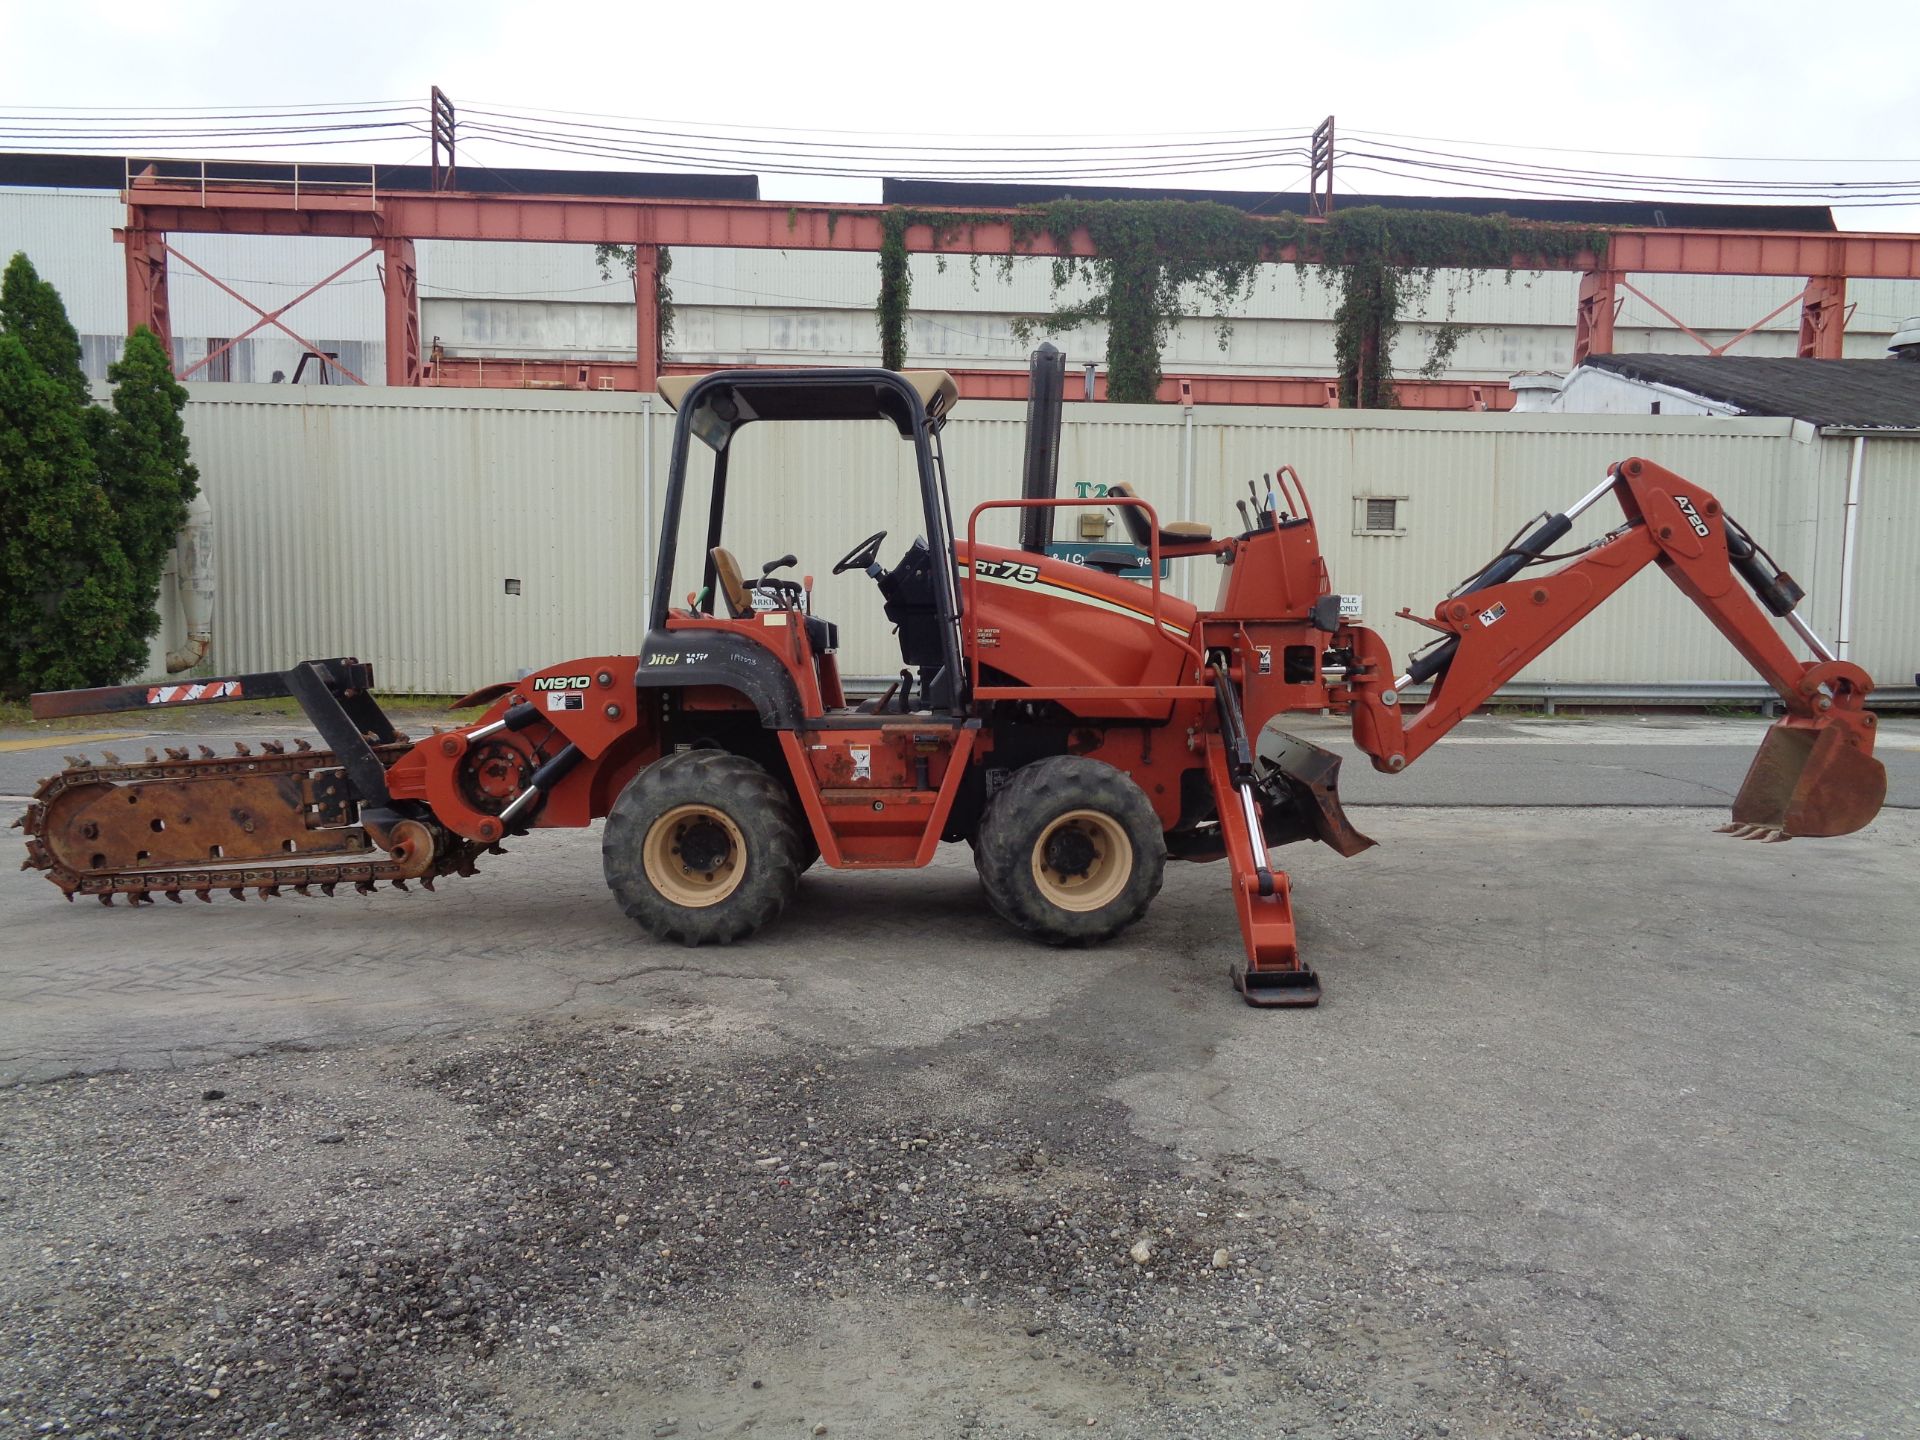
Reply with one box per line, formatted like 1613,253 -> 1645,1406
1301,208 -> 1606,407
875,208 -> 995,371
593,243 -> 676,353
871,200 -> 1608,405
1005,201 -> 1270,402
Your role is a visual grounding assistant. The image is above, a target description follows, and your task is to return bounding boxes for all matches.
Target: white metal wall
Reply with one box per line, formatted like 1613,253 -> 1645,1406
162,388 -> 1917,696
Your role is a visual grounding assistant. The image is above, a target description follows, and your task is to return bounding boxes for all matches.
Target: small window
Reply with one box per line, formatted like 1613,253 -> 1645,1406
1353,495 -> 1407,536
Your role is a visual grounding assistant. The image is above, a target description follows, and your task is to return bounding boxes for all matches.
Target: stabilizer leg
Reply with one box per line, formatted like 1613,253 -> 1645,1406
1204,734 -> 1320,1007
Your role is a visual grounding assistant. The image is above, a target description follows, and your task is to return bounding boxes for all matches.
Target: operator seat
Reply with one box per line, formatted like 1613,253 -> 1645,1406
1105,484 -> 1213,552
710,544 -> 840,656
710,547 -> 752,618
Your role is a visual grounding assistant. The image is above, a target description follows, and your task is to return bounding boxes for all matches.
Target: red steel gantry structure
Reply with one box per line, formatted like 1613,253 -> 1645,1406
119,167 -> 1920,408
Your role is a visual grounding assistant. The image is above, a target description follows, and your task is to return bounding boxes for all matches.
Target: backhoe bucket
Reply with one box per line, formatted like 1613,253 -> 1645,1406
1730,715 -> 1886,838
1255,725 -> 1377,858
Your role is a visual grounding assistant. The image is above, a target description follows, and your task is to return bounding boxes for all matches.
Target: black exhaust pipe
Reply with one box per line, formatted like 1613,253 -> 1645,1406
1019,342 -> 1067,555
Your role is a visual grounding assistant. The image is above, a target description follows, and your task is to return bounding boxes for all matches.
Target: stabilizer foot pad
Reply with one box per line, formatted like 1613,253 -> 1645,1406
1234,964 -> 1321,1008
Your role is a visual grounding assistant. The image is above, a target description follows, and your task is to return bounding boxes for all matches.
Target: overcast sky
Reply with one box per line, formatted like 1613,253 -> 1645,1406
8,0 -> 1919,230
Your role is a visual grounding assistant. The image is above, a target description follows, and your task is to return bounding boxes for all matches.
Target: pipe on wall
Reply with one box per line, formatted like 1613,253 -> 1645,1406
1837,435 -> 1864,660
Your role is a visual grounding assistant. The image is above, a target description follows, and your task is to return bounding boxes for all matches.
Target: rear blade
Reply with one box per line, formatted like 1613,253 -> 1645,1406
1732,715 -> 1886,838
1254,725 -> 1376,858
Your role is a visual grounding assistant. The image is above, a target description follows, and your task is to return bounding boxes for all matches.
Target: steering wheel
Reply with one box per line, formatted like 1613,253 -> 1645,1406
833,529 -> 888,575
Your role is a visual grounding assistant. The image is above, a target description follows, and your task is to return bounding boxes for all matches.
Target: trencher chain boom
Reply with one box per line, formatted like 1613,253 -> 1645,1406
19,356 -> 1888,1006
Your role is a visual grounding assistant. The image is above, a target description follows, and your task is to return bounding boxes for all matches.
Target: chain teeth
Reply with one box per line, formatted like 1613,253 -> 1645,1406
21,736 -> 490,906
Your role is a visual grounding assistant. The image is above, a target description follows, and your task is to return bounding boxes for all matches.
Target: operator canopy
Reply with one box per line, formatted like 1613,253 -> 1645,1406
657,368 -> 959,448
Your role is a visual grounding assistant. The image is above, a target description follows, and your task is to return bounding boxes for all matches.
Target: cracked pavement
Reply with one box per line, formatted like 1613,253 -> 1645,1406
1,709 -> 1916,1437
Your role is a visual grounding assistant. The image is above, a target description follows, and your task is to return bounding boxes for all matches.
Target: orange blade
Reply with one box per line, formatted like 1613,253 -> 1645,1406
1732,716 -> 1886,838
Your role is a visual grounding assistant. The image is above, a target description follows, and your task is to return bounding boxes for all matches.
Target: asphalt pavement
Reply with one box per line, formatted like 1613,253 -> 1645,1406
1,707 -> 1915,1439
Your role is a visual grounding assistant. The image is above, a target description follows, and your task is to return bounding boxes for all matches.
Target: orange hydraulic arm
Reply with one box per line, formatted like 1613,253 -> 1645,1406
1338,458 -> 1886,839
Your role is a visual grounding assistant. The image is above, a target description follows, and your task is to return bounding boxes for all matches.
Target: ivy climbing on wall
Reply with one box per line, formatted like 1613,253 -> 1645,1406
594,243 -> 677,351
876,209 -> 998,371
1304,207 -> 1607,407
872,200 -> 1608,407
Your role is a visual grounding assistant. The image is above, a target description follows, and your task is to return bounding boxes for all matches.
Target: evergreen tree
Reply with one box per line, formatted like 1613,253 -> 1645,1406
0,334 -> 143,696
1,252 -> 90,411
99,326 -> 198,641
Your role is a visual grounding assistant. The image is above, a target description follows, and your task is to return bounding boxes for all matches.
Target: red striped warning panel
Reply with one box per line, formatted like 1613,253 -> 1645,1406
144,681 -> 244,705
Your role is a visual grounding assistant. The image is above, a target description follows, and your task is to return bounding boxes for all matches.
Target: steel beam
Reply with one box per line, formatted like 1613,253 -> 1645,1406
418,356 -> 1517,409
382,237 -> 420,385
1574,270 -> 1619,364
634,244 -> 660,391
117,226 -> 174,362
1798,275 -> 1848,359
122,182 -> 1920,280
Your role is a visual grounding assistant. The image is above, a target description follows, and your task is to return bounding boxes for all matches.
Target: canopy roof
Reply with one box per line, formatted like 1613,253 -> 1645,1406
656,368 -> 958,442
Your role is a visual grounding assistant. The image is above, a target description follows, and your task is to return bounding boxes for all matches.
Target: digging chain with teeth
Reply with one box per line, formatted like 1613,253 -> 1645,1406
15,738 -> 495,904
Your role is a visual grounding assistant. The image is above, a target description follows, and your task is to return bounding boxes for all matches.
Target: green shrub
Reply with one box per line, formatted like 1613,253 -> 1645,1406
0,254 -> 198,698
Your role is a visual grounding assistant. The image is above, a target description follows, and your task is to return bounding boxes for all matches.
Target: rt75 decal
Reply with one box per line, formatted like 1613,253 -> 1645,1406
971,559 -> 1040,584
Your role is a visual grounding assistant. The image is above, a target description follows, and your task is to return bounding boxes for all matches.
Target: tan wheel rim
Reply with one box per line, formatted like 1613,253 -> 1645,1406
643,804 -> 747,908
1030,809 -> 1132,913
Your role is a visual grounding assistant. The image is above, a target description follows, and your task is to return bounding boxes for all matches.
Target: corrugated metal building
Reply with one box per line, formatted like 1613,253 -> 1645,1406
146,387 -> 1919,701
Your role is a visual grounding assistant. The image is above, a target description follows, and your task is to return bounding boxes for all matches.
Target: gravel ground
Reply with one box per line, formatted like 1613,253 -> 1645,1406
3,1015 -> 1663,1440
4,711 -> 1912,1439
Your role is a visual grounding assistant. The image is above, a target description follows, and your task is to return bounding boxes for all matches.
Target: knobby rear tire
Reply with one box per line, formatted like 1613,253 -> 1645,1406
974,755 -> 1166,946
603,749 -> 806,945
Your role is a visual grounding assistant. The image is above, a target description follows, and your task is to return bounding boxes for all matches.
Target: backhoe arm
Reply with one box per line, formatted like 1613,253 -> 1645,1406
1341,457 -> 1886,838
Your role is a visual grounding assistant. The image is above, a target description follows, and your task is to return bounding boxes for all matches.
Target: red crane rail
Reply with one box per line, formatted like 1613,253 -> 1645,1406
119,173 -> 1920,400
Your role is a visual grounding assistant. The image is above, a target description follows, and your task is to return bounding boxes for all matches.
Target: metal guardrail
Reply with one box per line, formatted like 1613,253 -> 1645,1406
123,157 -> 379,210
